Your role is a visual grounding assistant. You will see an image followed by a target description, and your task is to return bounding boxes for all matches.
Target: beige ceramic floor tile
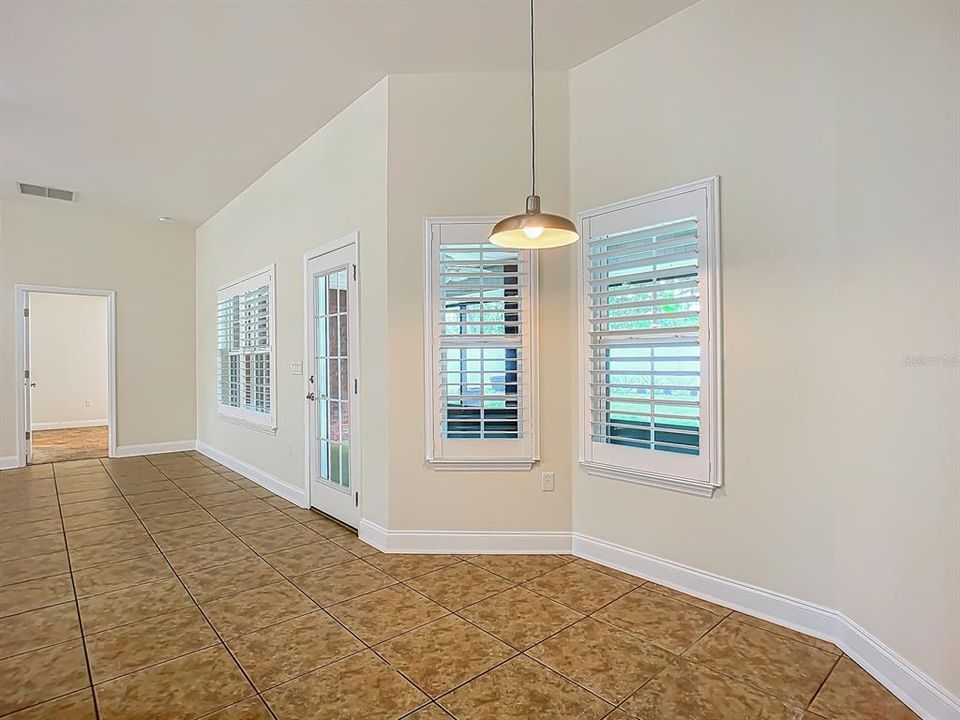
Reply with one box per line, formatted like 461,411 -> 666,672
95,646 -> 255,720
438,654 -> 612,720
593,587 -> 723,654
467,554 -> 573,583
86,606 -> 219,682
330,533 -> 380,557
291,558 -> 396,606
221,510 -> 298,536
0,639 -> 89,715
62,507 -> 137,531
240,523 -> 322,554
180,557 -> 284,602
0,574 -> 74,618
68,535 -> 159,570
152,522 -> 234,551
809,656 -> 918,720
227,610 -> 364,690
0,517 -> 63,542
0,602 -> 81,659
729,611 -> 839,655
59,497 -> 129,518
78,577 -> 193,634
263,650 -> 428,720
406,705 -> 455,720
72,553 -> 172,598
572,559 -> 643,585
2,688 -> 96,719
202,580 -> 318,638
363,553 -> 460,581
619,657 -> 803,720
328,584 -> 447,644
406,561 -> 514,611
141,509 -> 216,533
644,583 -> 733,616
524,562 -> 635,614
65,520 -> 149,549
262,540 -> 354,576
527,618 -> 673,704
0,532 -> 65,562
0,550 -> 69,587
457,586 -> 583,650
683,618 -> 838,706
207,499 -> 275,521
163,538 -> 256,574
376,615 -> 515,697
198,697 -> 275,720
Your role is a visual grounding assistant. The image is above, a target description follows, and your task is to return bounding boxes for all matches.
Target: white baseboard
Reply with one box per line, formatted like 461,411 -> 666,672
572,532 -> 960,720
195,441 -> 307,508
0,456 -> 20,470
114,440 -> 196,458
31,419 -> 108,431
358,520 -> 572,554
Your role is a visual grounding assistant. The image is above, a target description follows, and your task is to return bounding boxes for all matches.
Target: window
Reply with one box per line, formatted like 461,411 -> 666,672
424,217 -> 539,470
579,178 -> 722,496
217,265 -> 276,430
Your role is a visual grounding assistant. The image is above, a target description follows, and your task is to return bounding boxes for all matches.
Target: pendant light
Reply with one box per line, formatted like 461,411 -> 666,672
489,0 -> 579,249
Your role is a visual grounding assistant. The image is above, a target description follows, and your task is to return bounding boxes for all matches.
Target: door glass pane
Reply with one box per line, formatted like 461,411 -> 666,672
313,266 -> 350,489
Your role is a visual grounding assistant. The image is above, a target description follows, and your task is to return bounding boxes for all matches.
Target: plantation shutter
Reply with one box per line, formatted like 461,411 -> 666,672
425,219 -> 538,469
580,181 -> 720,493
217,266 -> 276,428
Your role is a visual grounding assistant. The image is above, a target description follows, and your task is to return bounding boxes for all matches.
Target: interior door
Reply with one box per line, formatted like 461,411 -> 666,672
23,292 -> 33,465
307,244 -> 360,527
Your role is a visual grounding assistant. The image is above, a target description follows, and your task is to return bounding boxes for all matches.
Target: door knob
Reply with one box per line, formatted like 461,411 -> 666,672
306,392 -> 316,401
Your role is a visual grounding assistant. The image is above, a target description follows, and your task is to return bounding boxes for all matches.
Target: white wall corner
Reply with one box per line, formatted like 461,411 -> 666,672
572,533 -> 960,720
0,456 -> 20,471
114,440 -> 197,458
195,441 -> 307,508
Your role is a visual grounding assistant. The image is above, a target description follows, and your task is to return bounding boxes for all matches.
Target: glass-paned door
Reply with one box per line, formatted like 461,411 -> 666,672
306,243 -> 360,527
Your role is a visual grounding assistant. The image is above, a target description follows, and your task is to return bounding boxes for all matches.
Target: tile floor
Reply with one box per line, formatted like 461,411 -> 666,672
29,426 -> 109,464
0,451 -> 919,720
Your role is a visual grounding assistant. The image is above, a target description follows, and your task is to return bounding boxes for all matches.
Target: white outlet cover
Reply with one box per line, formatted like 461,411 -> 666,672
291,361 -> 303,375
541,472 -> 556,492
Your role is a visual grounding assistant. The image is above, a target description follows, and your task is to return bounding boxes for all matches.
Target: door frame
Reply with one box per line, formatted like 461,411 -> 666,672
302,232 -> 362,521
14,285 -> 118,467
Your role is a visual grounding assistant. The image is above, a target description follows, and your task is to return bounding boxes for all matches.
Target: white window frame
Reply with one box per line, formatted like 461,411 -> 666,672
424,216 -> 540,471
217,264 -> 277,432
577,178 -> 722,497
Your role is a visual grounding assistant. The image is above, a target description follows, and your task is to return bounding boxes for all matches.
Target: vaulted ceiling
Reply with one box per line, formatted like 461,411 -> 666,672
0,0 -> 694,226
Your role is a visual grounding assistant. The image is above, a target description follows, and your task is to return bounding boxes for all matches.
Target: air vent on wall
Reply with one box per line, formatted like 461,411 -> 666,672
18,182 -> 75,202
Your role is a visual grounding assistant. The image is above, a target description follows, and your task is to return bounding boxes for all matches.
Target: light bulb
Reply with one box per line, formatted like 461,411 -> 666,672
523,226 -> 544,239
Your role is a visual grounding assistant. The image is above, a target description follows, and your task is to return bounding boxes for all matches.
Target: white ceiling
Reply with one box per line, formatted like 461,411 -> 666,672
0,0 -> 693,227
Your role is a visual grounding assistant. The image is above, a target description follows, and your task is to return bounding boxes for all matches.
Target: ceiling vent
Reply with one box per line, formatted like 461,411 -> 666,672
18,182 -> 75,202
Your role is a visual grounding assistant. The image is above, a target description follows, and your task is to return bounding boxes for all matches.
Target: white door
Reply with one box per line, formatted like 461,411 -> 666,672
23,294 -> 33,465
306,243 -> 360,527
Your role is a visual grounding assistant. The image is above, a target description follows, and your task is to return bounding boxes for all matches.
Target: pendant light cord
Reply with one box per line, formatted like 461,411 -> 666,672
530,0 -> 536,198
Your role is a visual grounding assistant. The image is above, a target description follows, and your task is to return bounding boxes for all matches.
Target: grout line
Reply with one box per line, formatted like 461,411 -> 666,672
53,458 -> 103,720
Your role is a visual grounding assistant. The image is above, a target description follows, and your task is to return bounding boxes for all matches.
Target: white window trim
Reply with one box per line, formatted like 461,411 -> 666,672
217,264 -> 277,432
423,216 -> 540,471
577,177 -> 723,497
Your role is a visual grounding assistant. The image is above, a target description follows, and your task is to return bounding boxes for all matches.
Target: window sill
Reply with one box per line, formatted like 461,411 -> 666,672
218,412 -> 277,435
580,461 -> 718,498
427,458 -> 538,472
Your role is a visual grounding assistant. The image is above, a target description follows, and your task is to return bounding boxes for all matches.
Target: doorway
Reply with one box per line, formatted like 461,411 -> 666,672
304,234 -> 361,528
15,286 -> 117,466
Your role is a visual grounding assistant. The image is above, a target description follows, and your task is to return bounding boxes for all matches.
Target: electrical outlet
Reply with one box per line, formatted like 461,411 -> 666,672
291,361 -> 303,376
541,471 -> 556,492
84,399 -> 92,408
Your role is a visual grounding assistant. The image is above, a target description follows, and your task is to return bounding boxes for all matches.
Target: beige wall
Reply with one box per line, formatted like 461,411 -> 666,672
0,199 -> 196,458
195,81 -> 389,518
29,293 -> 108,427
569,0 -> 960,695
385,72 -> 574,532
